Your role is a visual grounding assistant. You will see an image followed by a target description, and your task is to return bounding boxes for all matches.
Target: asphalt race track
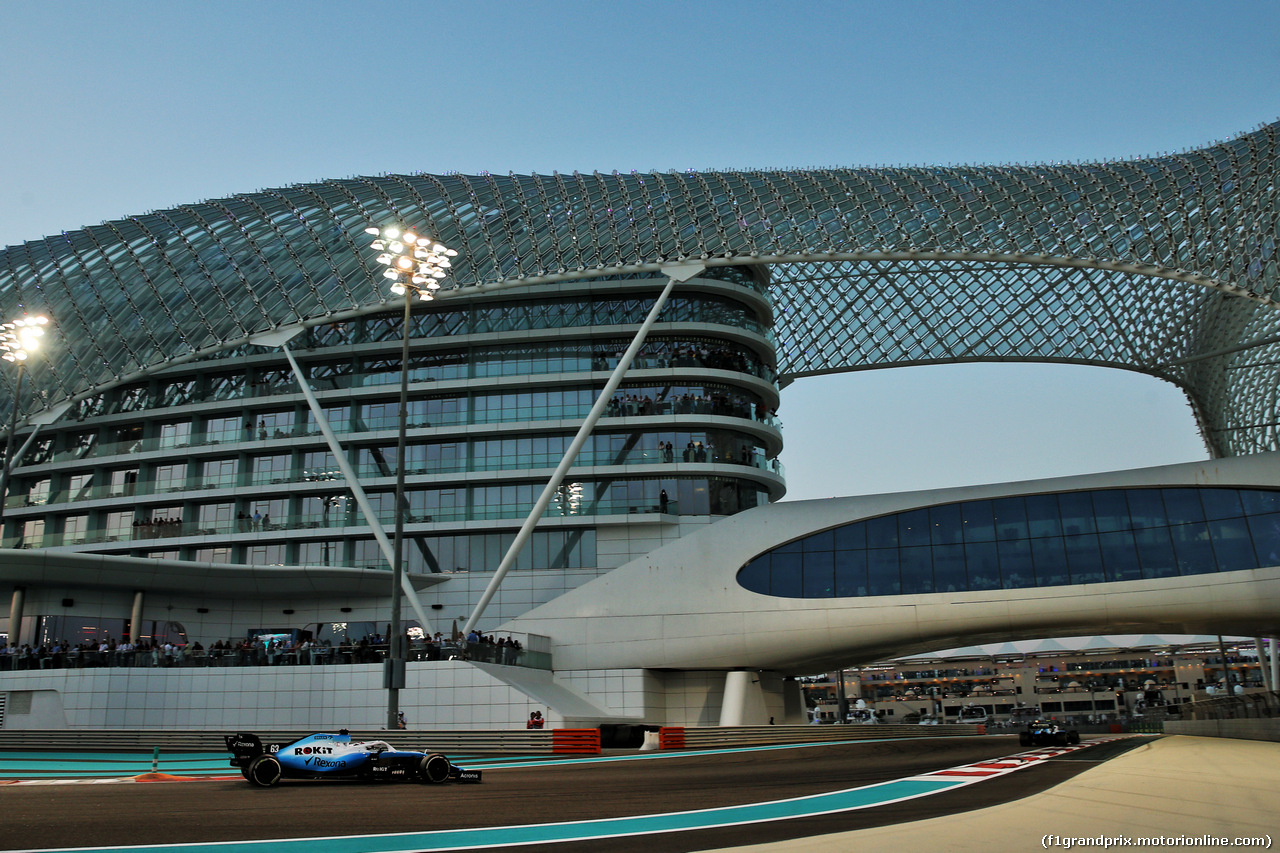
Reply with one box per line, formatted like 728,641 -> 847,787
0,734 -> 1149,853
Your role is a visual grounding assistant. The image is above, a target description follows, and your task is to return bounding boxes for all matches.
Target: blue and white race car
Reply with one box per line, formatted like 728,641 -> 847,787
226,730 -> 482,788
1018,719 -> 1081,747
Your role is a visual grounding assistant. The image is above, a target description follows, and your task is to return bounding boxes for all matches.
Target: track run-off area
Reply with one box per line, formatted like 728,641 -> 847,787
0,734 -> 1151,853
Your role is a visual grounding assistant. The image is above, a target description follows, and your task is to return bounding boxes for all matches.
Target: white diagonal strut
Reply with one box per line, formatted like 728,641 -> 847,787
461,262 -> 706,637
278,340 -> 433,635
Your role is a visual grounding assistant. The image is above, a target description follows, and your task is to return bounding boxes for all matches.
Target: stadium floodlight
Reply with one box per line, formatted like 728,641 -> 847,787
367,227 -> 457,731
0,314 -> 50,533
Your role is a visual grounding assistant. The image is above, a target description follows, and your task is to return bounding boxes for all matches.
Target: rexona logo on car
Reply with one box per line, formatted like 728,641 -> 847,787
309,758 -> 347,768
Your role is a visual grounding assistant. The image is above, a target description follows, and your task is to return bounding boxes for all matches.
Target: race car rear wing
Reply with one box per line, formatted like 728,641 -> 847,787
225,733 -> 281,767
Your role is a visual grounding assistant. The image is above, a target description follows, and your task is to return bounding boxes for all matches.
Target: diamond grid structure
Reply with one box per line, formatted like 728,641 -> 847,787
0,121 -> 1276,457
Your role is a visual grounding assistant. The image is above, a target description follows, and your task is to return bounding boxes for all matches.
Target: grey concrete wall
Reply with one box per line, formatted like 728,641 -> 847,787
1163,718 -> 1280,743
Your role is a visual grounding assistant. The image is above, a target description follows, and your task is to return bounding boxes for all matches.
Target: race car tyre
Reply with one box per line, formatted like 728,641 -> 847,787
418,752 -> 451,784
1054,732 -> 1068,746
246,754 -> 283,788
1019,732 -> 1031,747
1067,731 -> 1080,745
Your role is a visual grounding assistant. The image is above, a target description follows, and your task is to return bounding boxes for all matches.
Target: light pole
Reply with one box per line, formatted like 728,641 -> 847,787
0,314 -> 49,537
365,225 -> 456,730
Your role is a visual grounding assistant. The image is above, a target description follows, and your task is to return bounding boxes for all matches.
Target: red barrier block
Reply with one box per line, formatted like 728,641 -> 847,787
658,727 -> 685,750
552,728 -> 601,754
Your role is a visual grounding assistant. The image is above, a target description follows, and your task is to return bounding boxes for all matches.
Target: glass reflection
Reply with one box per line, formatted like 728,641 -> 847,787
738,487 -> 1280,598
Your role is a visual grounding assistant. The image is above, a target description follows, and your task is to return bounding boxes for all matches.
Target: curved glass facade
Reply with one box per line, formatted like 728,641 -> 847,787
737,487 -> 1280,598
2,125 -> 1278,463
4,273 -> 784,575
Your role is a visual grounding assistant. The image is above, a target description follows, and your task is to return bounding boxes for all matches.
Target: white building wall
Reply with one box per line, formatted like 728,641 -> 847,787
0,662 -> 562,731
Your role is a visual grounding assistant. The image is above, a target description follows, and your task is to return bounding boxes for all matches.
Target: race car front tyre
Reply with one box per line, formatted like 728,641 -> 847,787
247,754 -> 283,788
419,753 -> 451,784
1019,732 -> 1031,746
1067,731 -> 1081,745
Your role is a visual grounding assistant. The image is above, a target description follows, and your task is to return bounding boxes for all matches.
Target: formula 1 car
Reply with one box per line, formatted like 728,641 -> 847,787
226,731 -> 482,788
1018,719 -> 1081,747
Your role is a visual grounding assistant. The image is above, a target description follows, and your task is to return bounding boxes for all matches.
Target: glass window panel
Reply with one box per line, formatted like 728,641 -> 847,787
899,546 -> 933,594
991,498 -> 1028,541
1098,530 -> 1142,582
834,523 -> 866,551
1240,490 -> 1280,516
1125,489 -> 1167,529
898,509 -> 930,548
1058,493 -> 1096,535
834,550 -> 867,597
1091,491 -> 1130,533
803,529 -> 834,552
1032,537 -> 1070,586
769,552 -> 802,597
865,515 -> 898,549
928,503 -> 963,545
1246,513 -> 1280,566
867,549 -> 900,596
1064,533 -> 1104,583
1207,518 -> 1257,572
742,555 -> 768,594
1134,527 -> 1179,579
1025,494 -> 1062,538
802,551 -> 835,598
932,544 -> 967,592
961,501 -> 995,542
1201,489 -> 1245,521
964,542 -> 1000,590
1162,489 -> 1205,525
1169,522 -> 1215,576
997,539 -> 1035,588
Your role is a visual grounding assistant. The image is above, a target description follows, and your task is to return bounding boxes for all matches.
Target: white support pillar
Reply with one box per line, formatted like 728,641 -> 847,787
8,587 -> 24,645
462,263 -> 705,636
277,338 -> 433,635
1253,638 -> 1270,692
130,591 -> 144,644
1271,638 -> 1279,694
719,670 -> 752,726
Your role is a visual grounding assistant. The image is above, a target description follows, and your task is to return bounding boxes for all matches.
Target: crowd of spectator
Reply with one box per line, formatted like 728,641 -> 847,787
131,517 -> 183,538
606,390 -> 769,422
0,631 -> 527,670
593,343 -> 774,381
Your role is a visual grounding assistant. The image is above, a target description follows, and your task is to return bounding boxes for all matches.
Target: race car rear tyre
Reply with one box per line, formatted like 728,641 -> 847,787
419,752 -> 451,784
247,754 -> 283,788
1054,732 -> 1069,746
1067,731 -> 1080,745
1019,732 -> 1031,747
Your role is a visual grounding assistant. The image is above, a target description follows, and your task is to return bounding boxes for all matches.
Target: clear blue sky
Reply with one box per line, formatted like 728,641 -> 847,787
3,1 -> 1277,500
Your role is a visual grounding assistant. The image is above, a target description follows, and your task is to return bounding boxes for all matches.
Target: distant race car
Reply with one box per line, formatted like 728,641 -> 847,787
1018,719 -> 1081,747
226,730 -> 482,788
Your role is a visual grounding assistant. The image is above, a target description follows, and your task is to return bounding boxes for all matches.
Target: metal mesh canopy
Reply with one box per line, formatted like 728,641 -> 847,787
0,120 -> 1276,456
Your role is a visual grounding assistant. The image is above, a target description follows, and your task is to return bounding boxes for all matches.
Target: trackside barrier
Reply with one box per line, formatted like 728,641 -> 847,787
656,723 -> 984,750
0,729 -> 566,755
551,729 -> 601,754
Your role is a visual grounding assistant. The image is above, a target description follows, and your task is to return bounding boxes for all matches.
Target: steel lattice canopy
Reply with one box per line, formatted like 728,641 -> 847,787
0,120 -> 1277,457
